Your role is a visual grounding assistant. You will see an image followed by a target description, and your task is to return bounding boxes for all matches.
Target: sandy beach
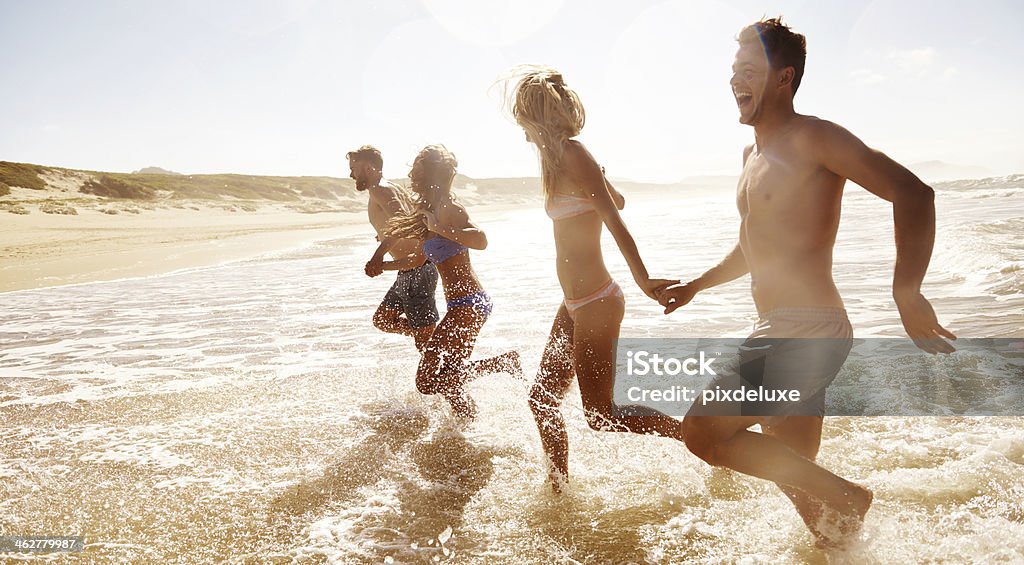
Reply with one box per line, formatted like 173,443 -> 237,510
0,197 -> 366,293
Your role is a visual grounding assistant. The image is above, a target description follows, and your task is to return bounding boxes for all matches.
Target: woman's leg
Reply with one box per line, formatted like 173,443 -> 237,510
416,307 -> 487,418
463,350 -> 523,381
573,297 -> 684,440
528,304 -> 576,489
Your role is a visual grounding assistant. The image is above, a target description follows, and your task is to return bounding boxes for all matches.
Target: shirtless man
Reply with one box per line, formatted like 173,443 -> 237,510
657,18 -> 956,545
351,145 -> 438,350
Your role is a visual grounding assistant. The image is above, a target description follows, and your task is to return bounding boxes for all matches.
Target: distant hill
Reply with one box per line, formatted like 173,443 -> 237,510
132,166 -> 182,175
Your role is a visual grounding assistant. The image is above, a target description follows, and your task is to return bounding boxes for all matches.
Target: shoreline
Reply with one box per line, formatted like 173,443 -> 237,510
0,200 -> 530,294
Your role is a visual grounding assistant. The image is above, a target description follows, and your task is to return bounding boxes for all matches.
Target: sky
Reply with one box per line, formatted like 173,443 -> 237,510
1,0 -> 1022,182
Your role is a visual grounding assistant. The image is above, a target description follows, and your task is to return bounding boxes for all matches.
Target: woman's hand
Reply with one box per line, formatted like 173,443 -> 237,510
640,277 -> 679,301
419,209 -> 442,234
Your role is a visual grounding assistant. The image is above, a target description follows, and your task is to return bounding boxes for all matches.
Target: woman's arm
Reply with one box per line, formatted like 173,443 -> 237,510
602,168 -> 626,210
421,204 -> 488,250
563,141 -> 674,299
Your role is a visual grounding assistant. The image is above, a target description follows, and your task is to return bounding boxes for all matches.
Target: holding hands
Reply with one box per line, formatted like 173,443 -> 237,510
365,256 -> 384,277
640,277 -> 680,302
655,281 -> 699,314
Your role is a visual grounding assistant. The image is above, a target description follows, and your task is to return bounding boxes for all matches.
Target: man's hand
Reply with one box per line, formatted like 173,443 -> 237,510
640,278 -> 679,301
365,257 -> 384,277
895,291 -> 956,353
657,281 -> 700,314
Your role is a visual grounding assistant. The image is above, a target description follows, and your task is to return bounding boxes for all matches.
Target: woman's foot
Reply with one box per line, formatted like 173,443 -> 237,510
547,464 -> 569,495
504,351 -> 524,379
447,390 -> 477,422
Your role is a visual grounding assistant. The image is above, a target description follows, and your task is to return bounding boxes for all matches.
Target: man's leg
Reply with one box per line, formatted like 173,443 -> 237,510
374,266 -> 438,350
411,324 -> 434,351
403,264 -> 439,352
680,414 -> 871,525
373,302 -> 413,335
763,416 -> 828,540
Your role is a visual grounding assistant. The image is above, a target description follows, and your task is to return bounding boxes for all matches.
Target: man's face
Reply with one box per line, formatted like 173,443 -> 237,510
731,42 -> 771,126
349,159 -> 376,191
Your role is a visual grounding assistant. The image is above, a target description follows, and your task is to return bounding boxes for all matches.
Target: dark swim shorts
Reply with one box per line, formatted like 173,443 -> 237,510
381,262 -> 439,329
687,306 -> 853,425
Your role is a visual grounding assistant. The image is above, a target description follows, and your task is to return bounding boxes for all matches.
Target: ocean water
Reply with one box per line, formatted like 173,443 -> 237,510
1,182 -> 1022,563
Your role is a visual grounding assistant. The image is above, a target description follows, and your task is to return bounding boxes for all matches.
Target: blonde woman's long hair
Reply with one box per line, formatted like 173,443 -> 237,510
503,65 -> 585,196
383,144 -> 459,241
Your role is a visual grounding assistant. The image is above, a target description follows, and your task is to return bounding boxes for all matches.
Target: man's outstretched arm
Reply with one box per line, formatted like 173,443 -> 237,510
659,241 -> 749,314
810,120 -> 956,353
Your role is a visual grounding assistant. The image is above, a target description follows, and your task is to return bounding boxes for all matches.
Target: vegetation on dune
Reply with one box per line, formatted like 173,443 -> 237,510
80,175 -> 158,200
108,172 -> 354,201
72,171 -> 357,202
39,202 -> 78,215
0,161 -> 47,190
0,181 -> 9,196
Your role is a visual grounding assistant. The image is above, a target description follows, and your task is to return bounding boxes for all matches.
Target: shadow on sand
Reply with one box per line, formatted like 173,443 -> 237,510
270,403 -> 432,515
269,402 -> 497,561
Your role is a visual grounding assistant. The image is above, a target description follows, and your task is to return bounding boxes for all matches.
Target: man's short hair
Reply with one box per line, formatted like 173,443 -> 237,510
346,145 -> 383,170
738,17 -> 807,95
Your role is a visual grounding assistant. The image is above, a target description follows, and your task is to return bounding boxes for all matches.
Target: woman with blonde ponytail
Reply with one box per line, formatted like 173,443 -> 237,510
367,144 -> 521,420
505,67 -> 686,491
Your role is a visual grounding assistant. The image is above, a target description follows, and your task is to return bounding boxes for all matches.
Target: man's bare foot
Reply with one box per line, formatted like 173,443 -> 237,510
813,484 -> 873,549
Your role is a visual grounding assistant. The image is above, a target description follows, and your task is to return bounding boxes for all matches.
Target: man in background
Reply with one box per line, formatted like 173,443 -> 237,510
351,145 -> 438,350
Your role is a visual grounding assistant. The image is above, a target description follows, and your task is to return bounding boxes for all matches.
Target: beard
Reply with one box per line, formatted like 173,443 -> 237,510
354,177 -> 372,191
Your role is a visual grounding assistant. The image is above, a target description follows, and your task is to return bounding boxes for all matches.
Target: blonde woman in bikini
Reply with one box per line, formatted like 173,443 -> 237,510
369,144 -> 521,420
506,67 -> 685,490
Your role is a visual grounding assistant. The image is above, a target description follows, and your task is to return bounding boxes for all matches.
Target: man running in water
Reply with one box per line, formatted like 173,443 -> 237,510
352,145 -> 438,350
658,17 -> 955,546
